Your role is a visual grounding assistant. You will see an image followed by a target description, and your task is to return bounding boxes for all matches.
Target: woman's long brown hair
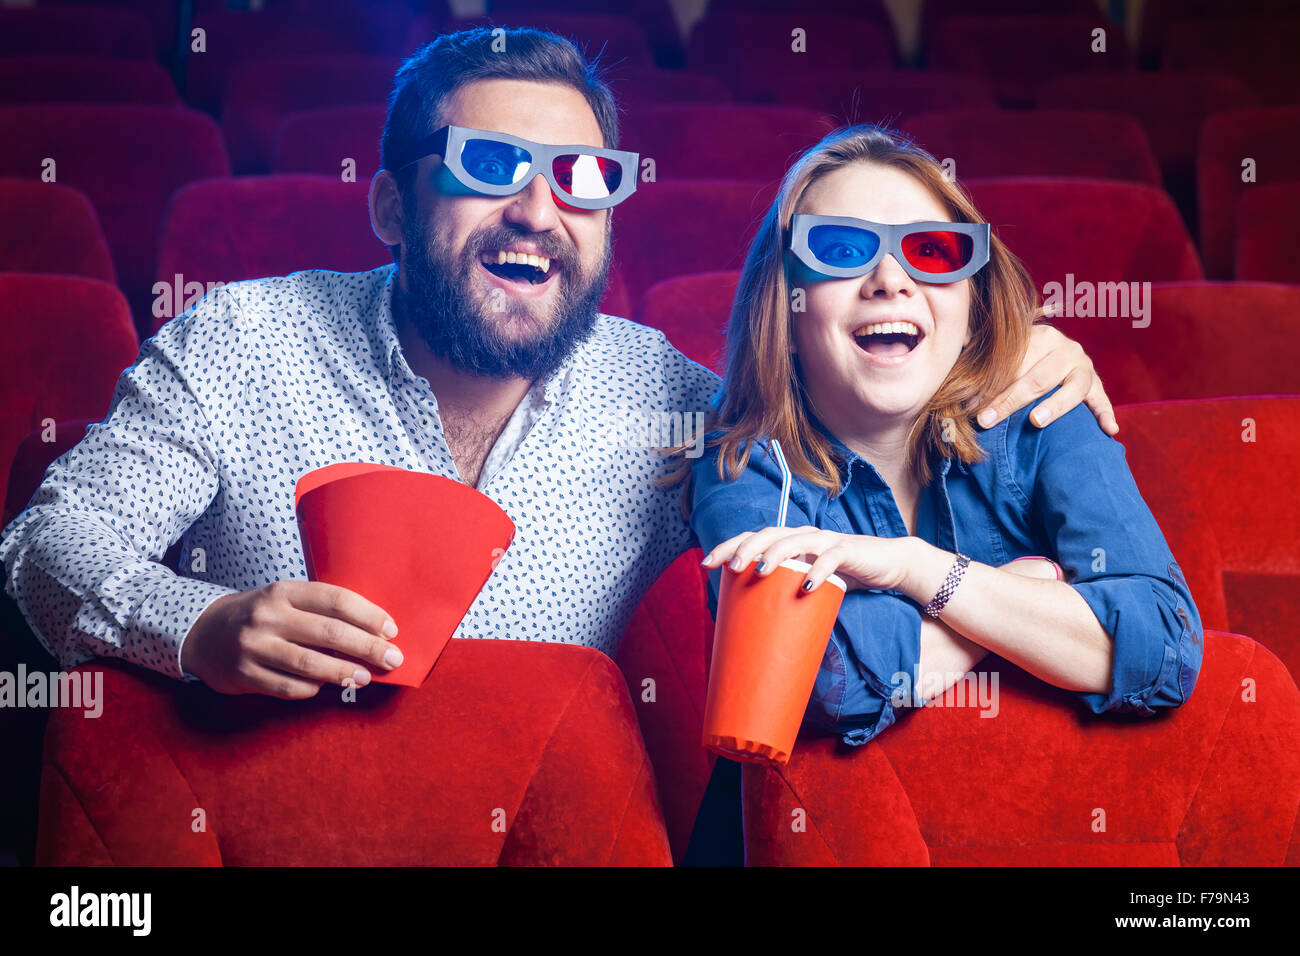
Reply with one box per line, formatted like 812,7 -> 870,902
657,124 -> 1040,520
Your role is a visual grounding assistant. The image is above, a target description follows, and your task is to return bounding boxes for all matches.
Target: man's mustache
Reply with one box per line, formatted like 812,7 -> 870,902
465,230 -> 579,275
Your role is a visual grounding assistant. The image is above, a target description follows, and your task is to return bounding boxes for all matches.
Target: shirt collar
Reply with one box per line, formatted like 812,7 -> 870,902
374,264 -> 579,407
807,411 -> 968,495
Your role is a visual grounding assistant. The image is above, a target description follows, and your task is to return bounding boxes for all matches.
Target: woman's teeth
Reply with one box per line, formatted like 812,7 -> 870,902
854,320 -> 920,337
852,320 -> 922,358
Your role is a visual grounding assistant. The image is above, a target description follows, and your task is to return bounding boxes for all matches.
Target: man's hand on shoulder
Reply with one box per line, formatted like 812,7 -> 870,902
181,581 -> 404,698
974,323 -> 1119,436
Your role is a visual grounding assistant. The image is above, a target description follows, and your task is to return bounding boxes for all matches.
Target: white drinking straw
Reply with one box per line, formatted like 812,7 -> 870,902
770,439 -> 792,529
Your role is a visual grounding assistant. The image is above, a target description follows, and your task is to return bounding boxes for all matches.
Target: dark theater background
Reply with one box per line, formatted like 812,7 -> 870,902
0,0 -> 1298,888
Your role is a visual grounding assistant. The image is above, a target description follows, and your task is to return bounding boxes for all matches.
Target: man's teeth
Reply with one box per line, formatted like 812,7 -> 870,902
854,320 -> 921,337
483,250 -> 551,273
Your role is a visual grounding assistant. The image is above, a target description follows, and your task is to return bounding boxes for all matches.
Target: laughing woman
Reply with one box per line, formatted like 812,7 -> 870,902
675,125 -> 1202,747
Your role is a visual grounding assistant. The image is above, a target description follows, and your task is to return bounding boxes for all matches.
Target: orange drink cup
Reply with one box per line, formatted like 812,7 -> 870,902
702,558 -> 847,766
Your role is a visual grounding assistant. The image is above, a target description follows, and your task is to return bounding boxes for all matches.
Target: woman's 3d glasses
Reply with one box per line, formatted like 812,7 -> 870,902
789,214 -> 990,283
388,125 -> 639,210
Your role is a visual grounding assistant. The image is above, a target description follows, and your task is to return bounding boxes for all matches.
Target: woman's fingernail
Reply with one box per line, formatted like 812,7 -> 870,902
756,560 -> 768,573
802,579 -> 814,591
382,619 -> 398,638
352,668 -> 370,686
700,555 -> 711,566
977,409 -> 996,427
730,556 -> 744,570
384,648 -> 404,669
1032,407 -> 1051,425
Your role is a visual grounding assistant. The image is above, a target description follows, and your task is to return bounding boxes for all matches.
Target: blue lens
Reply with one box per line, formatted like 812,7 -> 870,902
460,138 -> 532,186
807,224 -> 880,268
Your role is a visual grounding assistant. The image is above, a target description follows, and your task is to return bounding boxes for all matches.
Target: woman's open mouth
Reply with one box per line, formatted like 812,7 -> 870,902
851,320 -> 924,363
478,249 -> 556,287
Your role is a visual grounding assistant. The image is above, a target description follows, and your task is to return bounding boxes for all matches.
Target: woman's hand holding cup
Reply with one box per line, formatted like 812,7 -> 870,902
701,526 -> 910,593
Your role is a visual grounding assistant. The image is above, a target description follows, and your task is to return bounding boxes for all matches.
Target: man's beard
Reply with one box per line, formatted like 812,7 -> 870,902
395,211 -> 610,381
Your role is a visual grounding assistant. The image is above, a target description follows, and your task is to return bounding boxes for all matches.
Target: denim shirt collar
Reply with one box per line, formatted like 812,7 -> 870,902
807,412 -> 970,497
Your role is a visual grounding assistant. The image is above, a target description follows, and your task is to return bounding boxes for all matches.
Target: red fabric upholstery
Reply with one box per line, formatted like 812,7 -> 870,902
273,104 -> 387,180
607,179 -> 778,307
616,548 -> 717,864
1040,282 -> 1300,406
36,642 -> 672,865
447,14 -> 653,72
609,68 -> 731,107
0,276 -> 138,518
1162,17 -> 1300,106
153,176 -> 389,333
1116,398 -> 1300,679
966,177 -> 1203,289
0,6 -> 154,59
904,109 -> 1161,185
1138,0 -> 1297,66
774,69 -> 996,121
1037,71 -> 1255,191
185,8 -> 364,113
929,16 -> 1134,107
0,179 -> 115,284
741,630 -> 1300,865
635,271 -> 738,375
489,0 -> 681,67
625,105 -> 832,182
0,56 -> 179,106
221,55 -> 399,174
0,106 -> 230,330
687,14 -> 896,102
921,0 -> 1099,49
1198,108 -> 1300,277
1235,184 -> 1300,283
3,419 -> 95,533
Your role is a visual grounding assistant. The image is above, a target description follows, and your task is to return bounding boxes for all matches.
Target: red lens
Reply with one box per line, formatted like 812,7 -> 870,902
900,230 -> 972,274
551,154 -> 622,200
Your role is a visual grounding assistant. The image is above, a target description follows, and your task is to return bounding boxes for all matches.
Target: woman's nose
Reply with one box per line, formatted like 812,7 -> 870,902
860,253 -> 916,297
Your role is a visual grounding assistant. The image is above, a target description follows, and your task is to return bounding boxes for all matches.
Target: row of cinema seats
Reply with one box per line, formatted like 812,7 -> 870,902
2,99 -> 1299,335
2,1 -> 1298,866
3,388 -> 1299,864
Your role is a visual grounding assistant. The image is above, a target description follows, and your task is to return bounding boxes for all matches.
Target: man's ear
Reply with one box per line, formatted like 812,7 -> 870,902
369,170 -> 405,247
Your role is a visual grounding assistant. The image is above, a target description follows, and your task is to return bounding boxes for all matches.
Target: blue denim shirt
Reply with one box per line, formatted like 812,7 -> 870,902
689,386 -> 1204,747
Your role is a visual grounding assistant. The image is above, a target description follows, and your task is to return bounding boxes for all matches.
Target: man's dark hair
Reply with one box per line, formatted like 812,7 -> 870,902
380,26 -> 622,263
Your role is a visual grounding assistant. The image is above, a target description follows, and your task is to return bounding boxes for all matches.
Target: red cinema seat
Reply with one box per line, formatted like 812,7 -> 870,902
221,55 -> 399,174
1137,0 -> 1297,67
904,109 -> 1161,185
625,105 -> 831,181
919,0 -> 1100,53
1038,71 -> 1256,229
773,69 -> 996,122
445,14 -> 654,72
929,16 -> 1134,108
616,548 -> 716,864
740,630 -> 1300,865
635,272 -> 739,375
185,8 -> 362,113
491,1 -> 681,67
1198,108 -> 1300,278
44,0 -> 180,60
608,179 -> 777,308
966,178 -> 1203,291
0,56 -> 179,106
609,68 -> 731,107
0,179 -> 115,283
153,176 -> 388,334
1162,17 -> 1300,106
1235,184 -> 1300,283
273,104 -> 387,180
0,6 -> 154,59
36,643 -> 673,865
0,276 -> 139,516
687,14 -> 896,102
0,106 -> 230,336
1116,397 -> 1300,681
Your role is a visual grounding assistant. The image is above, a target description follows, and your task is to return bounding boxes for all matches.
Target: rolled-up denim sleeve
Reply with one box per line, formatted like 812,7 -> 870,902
689,441 -> 923,746
1027,408 -> 1204,716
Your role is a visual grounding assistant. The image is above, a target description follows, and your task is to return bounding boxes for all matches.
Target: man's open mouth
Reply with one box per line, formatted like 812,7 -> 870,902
479,249 -> 555,286
852,320 -> 923,357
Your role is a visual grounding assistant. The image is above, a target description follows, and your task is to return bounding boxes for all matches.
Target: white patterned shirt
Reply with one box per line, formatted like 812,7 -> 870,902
1,265 -> 721,681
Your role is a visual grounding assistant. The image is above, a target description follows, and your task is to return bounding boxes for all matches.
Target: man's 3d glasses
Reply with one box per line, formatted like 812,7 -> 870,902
389,125 -> 639,210
789,214 -> 990,283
